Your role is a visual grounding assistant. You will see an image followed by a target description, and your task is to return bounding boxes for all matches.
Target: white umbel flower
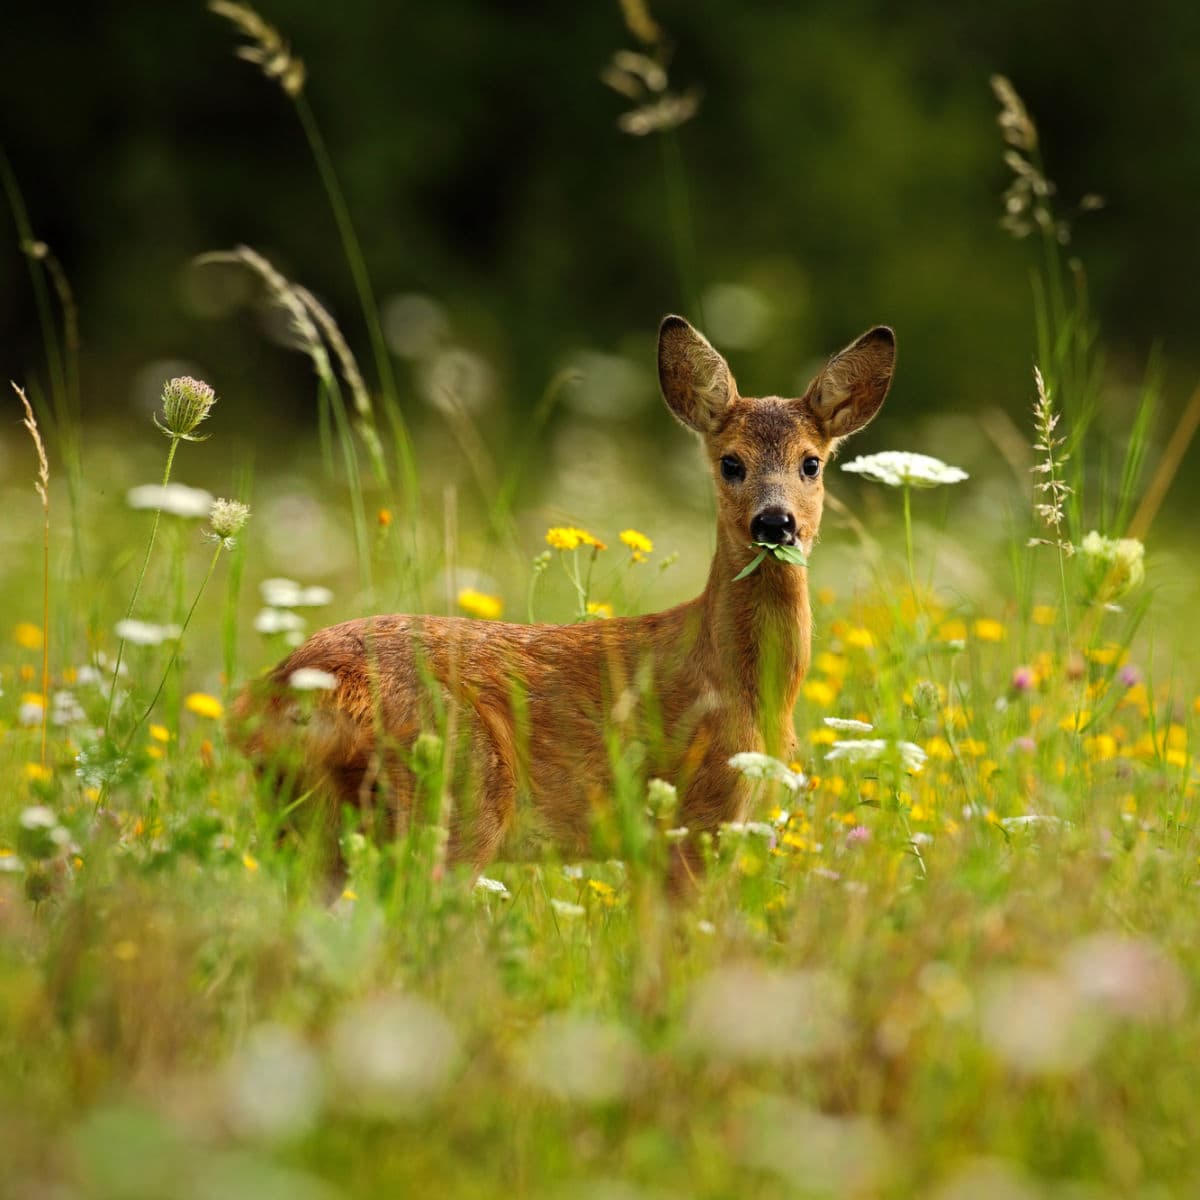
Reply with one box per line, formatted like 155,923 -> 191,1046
288,668 -> 338,691
826,739 -> 927,773
254,608 -> 307,635
260,578 -> 334,607
728,751 -> 807,792
823,717 -> 874,733
841,451 -> 968,489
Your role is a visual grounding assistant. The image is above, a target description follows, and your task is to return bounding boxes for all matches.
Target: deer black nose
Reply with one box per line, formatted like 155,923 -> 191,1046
750,508 -> 796,545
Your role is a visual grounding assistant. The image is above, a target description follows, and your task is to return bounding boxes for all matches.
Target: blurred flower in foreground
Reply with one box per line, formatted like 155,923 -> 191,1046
458,588 -> 503,620
684,966 -> 849,1063
823,716 -> 873,732
517,1013 -> 641,1104
1062,934 -> 1186,1022
224,1023 -> 323,1142
328,994 -> 459,1117
126,483 -> 215,518
842,451 -> 968,488
1078,531 -> 1145,602
980,969 -> 1103,1075
287,668 -> 337,691
14,622 -> 43,650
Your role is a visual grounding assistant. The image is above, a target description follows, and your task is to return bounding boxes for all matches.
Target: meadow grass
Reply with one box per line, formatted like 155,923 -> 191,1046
1,23 -> 1199,1200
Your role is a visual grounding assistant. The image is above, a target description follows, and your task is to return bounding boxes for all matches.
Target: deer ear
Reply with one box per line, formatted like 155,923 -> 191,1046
658,315 -> 737,433
805,326 -> 895,439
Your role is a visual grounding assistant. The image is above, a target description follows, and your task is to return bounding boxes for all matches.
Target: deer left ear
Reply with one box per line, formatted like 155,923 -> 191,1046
804,326 -> 895,439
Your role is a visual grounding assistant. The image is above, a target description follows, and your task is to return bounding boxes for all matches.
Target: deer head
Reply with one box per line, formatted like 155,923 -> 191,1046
658,316 -> 895,563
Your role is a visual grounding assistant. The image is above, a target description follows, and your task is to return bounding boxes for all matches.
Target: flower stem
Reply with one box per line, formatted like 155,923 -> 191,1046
121,541 -> 224,756
104,435 -> 180,733
902,484 -> 920,617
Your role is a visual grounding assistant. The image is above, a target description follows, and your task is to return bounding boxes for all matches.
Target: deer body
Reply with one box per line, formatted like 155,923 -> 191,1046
232,317 -> 894,883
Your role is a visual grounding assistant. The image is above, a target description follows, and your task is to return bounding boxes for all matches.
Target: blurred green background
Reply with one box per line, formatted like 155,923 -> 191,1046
1,0 -> 1197,500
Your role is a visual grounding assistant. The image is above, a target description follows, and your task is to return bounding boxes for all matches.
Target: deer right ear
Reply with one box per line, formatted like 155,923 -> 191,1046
658,315 -> 737,434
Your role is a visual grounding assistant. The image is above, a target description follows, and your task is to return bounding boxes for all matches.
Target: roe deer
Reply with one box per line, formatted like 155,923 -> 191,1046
231,316 -> 894,889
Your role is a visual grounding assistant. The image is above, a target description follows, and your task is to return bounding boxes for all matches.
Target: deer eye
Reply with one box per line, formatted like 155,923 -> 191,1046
801,456 -> 821,479
720,455 -> 745,482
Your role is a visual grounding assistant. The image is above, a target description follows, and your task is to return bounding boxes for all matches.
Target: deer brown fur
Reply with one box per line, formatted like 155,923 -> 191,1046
230,316 -> 894,889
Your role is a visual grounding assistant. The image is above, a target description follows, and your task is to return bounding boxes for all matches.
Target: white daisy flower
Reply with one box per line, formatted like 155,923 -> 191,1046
288,668 -> 338,691
841,451 -> 968,489
114,619 -> 183,646
550,898 -> 586,919
125,482 -> 215,517
728,751 -> 807,792
823,717 -> 874,733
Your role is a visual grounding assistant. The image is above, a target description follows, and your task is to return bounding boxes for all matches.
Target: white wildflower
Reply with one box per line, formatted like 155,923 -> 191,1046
1000,814 -> 1070,830
19,698 -> 45,726
287,668 -> 338,691
114,619 -> 183,646
254,608 -> 307,635
550,898 -> 586,919
841,451 -> 968,489
721,821 -> 777,840
664,827 -> 690,843
51,691 -> 86,726
823,717 -> 874,733
19,806 -> 57,831
125,482 -> 215,517
728,751 -> 807,792
1078,531 -> 1145,601
826,738 -> 927,774
474,876 -> 510,897
260,578 -> 334,607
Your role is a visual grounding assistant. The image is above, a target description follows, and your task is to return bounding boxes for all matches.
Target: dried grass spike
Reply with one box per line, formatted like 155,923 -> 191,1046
209,0 -> 306,97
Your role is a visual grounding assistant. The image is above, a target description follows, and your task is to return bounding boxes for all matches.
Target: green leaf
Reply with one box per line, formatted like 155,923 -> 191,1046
732,549 -> 769,581
768,543 -> 808,566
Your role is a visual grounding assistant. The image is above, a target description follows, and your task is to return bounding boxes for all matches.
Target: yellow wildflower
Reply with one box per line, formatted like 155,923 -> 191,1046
1084,734 -> 1118,761
341,887 -> 358,901
1058,710 -> 1092,733
973,618 -> 1005,642
185,692 -> 224,719
14,622 -> 43,650
844,626 -> 875,650
149,724 -> 171,743
243,853 -> 259,872
586,601 -> 614,619
803,678 -> 837,707
1086,643 -> 1126,666
458,588 -> 504,620
809,727 -> 836,745
619,529 -> 653,562
377,508 -> 393,527
545,526 -> 607,552
815,587 -> 836,606
1031,604 -> 1057,626
938,619 -> 968,642
924,736 -> 954,760
957,738 -> 987,758
23,763 -> 52,782
815,651 -> 847,677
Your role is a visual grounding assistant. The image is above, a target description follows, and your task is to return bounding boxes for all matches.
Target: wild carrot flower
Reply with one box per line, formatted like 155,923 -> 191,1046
841,451 -> 968,488
288,668 -> 338,691
728,751 -> 807,792
113,619 -> 182,646
260,578 -> 333,607
155,376 -> 217,441
207,497 -> 251,546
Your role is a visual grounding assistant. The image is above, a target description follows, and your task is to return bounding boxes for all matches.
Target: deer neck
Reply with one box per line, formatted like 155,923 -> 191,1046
698,540 -> 812,744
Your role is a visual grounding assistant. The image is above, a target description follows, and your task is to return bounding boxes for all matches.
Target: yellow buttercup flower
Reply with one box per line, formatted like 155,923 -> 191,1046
149,724 -> 171,743
185,692 -> 224,720
586,601 -> 613,619
458,588 -> 504,620
619,528 -> 653,562
15,622 -> 43,650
